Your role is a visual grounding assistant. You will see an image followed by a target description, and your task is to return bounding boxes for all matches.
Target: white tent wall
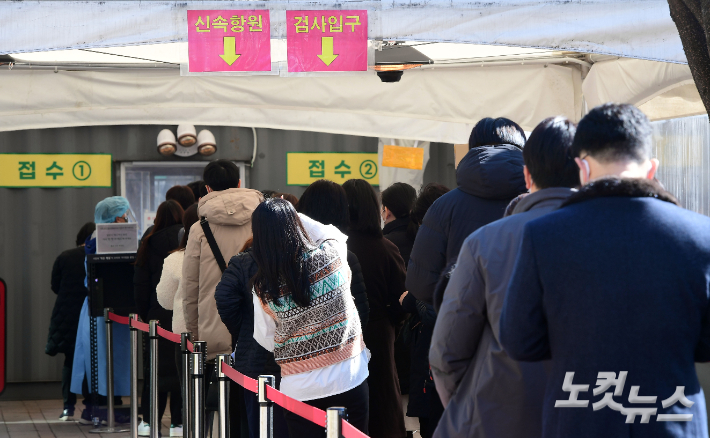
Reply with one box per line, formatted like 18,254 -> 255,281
583,58 -> 706,120
0,64 -> 581,143
0,1 -> 685,63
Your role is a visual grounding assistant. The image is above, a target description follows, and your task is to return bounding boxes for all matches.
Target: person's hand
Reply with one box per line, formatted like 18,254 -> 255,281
399,291 -> 408,305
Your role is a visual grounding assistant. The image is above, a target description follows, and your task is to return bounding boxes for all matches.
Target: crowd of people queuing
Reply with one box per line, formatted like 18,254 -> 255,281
46,102 -> 710,438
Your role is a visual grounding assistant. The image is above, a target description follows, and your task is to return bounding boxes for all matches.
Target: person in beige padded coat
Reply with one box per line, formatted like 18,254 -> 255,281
182,160 -> 263,361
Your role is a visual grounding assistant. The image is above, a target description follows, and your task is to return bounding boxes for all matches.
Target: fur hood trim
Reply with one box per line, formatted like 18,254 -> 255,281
562,177 -> 679,208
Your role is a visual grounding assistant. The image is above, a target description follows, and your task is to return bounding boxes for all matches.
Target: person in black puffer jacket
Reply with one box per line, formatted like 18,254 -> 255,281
407,117 -> 528,305
215,241 -> 289,438
46,222 -> 96,421
134,200 -> 184,433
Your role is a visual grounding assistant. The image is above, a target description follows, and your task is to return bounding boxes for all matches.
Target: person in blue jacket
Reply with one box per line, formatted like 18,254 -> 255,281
71,196 -> 132,425
407,118 -> 527,304
501,103 -> 710,438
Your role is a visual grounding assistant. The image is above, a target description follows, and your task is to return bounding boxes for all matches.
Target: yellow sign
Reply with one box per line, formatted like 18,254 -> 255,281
382,145 -> 425,170
0,154 -> 112,188
287,153 -> 378,186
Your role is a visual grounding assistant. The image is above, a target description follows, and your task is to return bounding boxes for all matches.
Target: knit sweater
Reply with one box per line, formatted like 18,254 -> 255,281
258,239 -> 365,376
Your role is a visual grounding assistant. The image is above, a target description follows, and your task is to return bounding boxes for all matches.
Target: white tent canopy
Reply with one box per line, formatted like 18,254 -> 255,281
0,1 -> 705,142
1,1 -> 686,63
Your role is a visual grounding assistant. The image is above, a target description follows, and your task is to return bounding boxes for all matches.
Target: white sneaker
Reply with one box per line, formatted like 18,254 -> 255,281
138,421 -> 150,436
170,424 -> 183,437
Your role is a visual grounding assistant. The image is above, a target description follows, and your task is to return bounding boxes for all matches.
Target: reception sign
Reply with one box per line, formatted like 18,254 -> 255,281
188,10 -> 271,72
287,10 -> 368,72
0,154 -> 112,188
287,152 -> 378,186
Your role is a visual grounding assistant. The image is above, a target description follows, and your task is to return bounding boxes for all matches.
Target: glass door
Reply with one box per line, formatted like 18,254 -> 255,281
120,161 -> 247,234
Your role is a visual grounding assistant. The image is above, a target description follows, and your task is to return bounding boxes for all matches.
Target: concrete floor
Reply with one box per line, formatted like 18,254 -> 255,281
0,399 -> 173,438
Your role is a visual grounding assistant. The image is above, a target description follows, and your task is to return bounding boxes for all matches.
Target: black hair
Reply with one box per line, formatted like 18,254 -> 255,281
179,204 -> 200,250
524,116 -> 580,190
342,179 -> 382,237
407,183 -> 450,240
381,183 -> 417,219
203,159 -> 240,191
296,180 -> 349,230
251,198 -> 314,307
76,222 -> 96,246
469,117 -> 527,150
136,200 -> 183,266
571,103 -> 652,163
166,185 -> 196,210
187,180 -> 206,201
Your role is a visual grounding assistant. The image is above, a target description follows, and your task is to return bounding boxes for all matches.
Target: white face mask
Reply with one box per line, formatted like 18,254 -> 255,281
579,157 -> 591,184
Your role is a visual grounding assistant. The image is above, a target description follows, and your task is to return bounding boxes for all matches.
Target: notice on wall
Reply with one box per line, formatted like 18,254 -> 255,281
96,223 -> 139,254
287,10 -> 368,72
188,10 -> 271,72
0,154 -> 112,188
382,145 -> 425,170
287,152 -> 378,186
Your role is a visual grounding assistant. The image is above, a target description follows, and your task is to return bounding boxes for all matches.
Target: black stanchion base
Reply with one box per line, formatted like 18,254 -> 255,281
89,427 -> 131,434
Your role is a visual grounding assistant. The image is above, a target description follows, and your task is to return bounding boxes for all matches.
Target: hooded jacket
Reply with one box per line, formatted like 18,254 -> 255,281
407,145 -> 526,304
182,188 -> 263,360
430,187 -> 574,438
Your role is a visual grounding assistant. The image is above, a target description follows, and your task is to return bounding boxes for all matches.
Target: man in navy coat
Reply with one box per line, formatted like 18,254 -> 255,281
500,103 -> 710,438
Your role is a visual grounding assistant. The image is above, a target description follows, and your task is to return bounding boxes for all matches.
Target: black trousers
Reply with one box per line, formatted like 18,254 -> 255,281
63,351 -> 77,410
141,339 -> 183,425
284,381 -> 369,438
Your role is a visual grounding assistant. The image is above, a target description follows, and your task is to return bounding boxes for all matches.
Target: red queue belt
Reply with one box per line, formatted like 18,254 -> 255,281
108,312 -> 367,437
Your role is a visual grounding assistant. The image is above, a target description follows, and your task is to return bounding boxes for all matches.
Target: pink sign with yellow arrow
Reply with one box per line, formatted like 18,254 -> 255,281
188,10 -> 271,72
286,10 -> 368,72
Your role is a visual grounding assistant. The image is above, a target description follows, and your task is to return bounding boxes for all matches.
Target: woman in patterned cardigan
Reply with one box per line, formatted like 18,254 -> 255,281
251,198 -> 370,438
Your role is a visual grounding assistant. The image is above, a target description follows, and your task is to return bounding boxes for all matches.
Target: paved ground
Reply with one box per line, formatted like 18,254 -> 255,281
0,398 -> 420,438
0,399 -> 172,438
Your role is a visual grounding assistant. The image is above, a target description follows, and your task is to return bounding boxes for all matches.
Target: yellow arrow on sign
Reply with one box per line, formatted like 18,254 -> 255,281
317,37 -> 339,66
219,37 -> 241,65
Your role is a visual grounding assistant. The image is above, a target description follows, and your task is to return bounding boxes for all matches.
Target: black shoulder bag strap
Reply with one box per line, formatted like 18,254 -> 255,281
200,217 -> 227,273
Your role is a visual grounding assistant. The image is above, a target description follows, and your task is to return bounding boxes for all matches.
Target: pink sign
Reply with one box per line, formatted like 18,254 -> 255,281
287,10 -> 368,72
188,10 -> 271,72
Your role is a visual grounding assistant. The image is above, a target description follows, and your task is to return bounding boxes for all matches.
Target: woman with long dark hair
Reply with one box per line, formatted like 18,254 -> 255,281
134,200 -> 184,436
251,198 -> 369,438
342,179 -> 407,438
296,179 -> 369,331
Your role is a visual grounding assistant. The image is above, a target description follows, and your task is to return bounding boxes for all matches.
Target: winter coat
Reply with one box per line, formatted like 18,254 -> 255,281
383,217 -> 414,266
183,188 -> 263,360
134,224 -> 182,327
156,251 -> 187,335
347,230 -> 407,438
501,178 -> 710,438
407,145 -> 526,304
347,249 -> 370,332
215,249 -> 280,379
46,246 -> 89,356
430,187 -> 574,438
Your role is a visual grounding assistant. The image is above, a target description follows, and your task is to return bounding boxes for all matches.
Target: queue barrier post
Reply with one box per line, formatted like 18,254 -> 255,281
258,375 -> 275,438
326,407 -> 347,438
130,314 -> 141,438
192,341 -> 207,438
90,308 -> 129,433
181,333 -> 193,438
216,355 -> 230,438
149,321 -> 160,438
